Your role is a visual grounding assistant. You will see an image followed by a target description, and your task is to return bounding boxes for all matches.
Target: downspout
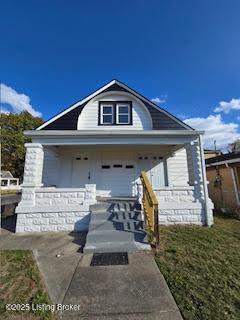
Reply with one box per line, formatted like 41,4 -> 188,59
230,166 -> 240,207
198,134 -> 212,226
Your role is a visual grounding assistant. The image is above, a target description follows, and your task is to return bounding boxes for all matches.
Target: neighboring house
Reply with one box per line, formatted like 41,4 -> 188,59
206,152 -> 240,216
204,149 -> 221,160
0,171 -> 20,190
15,79 -> 213,233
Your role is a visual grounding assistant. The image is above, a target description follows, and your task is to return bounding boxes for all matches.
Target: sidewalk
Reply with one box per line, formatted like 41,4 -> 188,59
61,251 -> 182,320
0,227 -> 86,304
0,227 -> 182,319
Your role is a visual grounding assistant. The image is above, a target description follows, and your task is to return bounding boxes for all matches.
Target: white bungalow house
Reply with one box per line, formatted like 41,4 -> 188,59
15,80 -> 213,234
1,171 -> 20,190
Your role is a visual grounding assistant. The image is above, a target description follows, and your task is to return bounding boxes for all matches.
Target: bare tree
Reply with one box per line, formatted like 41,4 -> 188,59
229,139 -> 240,153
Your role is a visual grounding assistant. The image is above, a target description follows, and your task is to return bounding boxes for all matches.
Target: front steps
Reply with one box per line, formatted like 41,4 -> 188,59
84,201 -> 151,253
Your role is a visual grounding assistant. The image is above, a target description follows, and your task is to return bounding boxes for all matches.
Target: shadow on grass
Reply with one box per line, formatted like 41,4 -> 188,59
213,209 -> 239,220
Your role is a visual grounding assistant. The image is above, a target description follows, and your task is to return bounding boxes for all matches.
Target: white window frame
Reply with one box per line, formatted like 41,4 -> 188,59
116,103 -> 130,124
101,104 -> 114,124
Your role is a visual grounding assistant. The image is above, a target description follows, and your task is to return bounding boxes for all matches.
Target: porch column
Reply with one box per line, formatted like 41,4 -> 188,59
185,137 -> 213,226
22,143 -> 44,187
17,143 -> 44,208
185,140 -> 203,191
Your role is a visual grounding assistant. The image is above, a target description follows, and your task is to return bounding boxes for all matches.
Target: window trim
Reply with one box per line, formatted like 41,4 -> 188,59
98,101 -> 132,126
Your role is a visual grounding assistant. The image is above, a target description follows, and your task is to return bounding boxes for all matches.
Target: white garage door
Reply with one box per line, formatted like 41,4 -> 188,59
100,154 -> 135,197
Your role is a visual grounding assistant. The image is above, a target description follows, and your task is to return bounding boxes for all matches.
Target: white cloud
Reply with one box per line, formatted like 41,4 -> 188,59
151,94 -> 167,105
214,98 -> 240,114
184,114 -> 240,150
0,83 -> 42,117
0,107 -> 10,114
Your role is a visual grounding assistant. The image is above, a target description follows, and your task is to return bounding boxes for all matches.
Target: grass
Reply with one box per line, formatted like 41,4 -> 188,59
155,213 -> 240,320
0,250 -> 54,320
1,190 -> 20,195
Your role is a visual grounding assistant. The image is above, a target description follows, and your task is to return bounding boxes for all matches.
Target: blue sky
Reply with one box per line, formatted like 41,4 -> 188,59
1,0 -> 240,150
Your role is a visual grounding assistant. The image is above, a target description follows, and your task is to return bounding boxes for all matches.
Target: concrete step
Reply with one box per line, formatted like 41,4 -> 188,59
90,202 -> 111,212
91,202 -> 141,213
84,200 -> 150,254
88,219 -> 144,232
84,241 -> 150,253
90,211 -> 143,222
86,229 -> 144,243
96,196 -> 138,202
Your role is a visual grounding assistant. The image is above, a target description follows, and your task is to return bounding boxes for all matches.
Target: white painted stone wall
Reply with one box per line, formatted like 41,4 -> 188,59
16,185 -> 96,233
153,138 -> 214,226
35,189 -> 85,206
154,188 -> 207,225
16,211 -> 90,233
23,143 -> 44,187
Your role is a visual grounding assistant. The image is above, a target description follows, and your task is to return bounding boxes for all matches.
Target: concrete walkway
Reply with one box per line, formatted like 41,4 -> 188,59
0,225 -> 182,319
0,226 -> 86,304
61,251 -> 182,320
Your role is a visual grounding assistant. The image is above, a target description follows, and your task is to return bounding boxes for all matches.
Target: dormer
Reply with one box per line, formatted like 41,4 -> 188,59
37,79 -> 193,131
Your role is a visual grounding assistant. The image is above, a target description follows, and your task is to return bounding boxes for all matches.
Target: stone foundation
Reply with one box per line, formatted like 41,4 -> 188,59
154,187 -> 213,225
16,211 -> 90,233
158,209 -> 205,224
15,185 -> 96,233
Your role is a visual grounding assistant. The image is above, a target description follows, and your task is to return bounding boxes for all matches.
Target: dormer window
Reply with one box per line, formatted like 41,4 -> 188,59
99,101 -> 132,126
116,104 -> 130,124
101,104 -> 114,124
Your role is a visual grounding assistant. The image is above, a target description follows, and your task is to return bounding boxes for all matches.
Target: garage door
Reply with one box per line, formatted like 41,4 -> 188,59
100,159 -> 135,197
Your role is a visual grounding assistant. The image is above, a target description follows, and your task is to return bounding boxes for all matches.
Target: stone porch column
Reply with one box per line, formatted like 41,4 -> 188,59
22,143 -> 44,187
185,139 -> 204,195
185,138 -> 213,226
17,143 -> 44,208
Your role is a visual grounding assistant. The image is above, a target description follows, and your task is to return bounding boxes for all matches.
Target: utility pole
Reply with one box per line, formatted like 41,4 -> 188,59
214,140 -> 217,153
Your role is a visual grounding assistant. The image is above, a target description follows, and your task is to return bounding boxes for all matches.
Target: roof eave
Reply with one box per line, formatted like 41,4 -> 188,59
25,129 -> 204,137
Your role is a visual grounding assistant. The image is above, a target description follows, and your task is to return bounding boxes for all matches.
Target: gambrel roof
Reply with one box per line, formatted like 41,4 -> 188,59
37,79 -> 193,131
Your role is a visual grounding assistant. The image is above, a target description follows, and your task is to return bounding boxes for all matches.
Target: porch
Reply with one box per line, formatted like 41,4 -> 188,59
15,130 -> 213,233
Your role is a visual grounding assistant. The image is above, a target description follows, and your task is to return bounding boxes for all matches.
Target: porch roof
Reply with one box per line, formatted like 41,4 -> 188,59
25,130 -> 203,146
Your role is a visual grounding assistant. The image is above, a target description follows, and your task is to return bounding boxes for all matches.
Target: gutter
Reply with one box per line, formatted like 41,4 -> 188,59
25,130 -> 204,138
206,158 -> 240,167
199,134 -> 212,227
230,167 -> 240,207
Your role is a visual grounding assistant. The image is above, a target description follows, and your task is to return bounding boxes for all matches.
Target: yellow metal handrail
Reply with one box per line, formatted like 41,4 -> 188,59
140,171 -> 159,247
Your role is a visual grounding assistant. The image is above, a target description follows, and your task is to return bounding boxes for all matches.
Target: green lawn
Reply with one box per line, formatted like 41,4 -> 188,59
0,250 -> 54,320
1,190 -> 20,195
155,213 -> 240,320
